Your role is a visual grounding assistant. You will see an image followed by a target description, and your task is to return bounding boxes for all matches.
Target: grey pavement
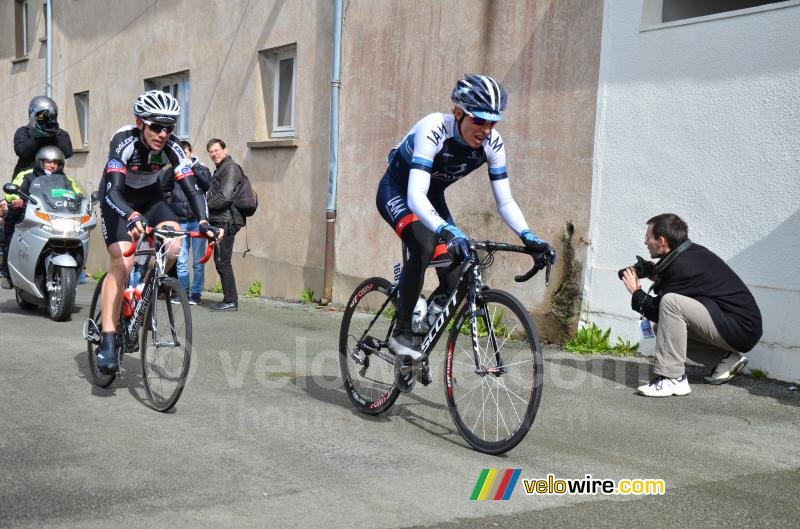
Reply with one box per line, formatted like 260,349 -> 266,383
0,282 -> 798,528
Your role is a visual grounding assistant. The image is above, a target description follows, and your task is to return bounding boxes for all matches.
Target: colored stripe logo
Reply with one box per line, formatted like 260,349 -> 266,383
470,469 -> 522,500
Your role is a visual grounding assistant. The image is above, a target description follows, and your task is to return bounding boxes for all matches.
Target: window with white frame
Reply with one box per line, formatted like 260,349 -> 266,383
645,0 -> 792,25
15,0 -> 30,57
74,91 -> 89,147
258,45 -> 297,139
144,71 -> 190,139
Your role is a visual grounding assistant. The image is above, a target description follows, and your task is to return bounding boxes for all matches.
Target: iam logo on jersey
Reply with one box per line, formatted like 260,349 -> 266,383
470,469 -> 522,500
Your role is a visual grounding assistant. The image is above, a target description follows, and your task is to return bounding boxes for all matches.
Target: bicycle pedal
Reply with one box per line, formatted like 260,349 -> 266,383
416,366 -> 433,386
397,372 -> 416,393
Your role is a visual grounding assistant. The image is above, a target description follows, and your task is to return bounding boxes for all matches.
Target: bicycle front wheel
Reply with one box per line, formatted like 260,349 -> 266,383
444,289 -> 543,454
141,277 -> 192,412
339,277 -> 400,415
86,273 -> 116,388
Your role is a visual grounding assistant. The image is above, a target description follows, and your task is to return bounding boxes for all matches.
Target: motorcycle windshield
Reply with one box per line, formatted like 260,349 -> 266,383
28,173 -> 83,215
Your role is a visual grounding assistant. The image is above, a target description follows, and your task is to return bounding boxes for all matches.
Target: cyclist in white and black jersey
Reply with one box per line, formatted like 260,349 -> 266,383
96,90 -> 220,374
376,74 -> 553,361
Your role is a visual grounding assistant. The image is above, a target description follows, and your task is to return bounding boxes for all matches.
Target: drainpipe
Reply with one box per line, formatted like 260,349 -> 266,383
320,0 -> 343,305
45,0 -> 52,96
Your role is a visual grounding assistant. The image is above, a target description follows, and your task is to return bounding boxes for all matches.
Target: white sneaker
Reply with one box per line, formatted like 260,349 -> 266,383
637,374 -> 691,397
705,353 -> 748,385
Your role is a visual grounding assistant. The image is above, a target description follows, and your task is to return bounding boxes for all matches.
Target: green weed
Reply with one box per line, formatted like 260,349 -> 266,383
300,287 -> 315,303
749,368 -> 768,380
209,282 -> 222,294
92,270 -> 105,281
564,323 -> 638,356
245,280 -> 262,298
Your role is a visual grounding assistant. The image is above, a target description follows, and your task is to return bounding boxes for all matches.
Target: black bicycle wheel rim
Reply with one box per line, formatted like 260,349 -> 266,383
339,277 -> 400,415
141,277 -> 192,412
86,273 -> 116,388
444,289 -> 543,454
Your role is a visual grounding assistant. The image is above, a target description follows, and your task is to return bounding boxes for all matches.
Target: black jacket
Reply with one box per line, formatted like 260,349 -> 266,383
159,159 -> 212,221
206,155 -> 244,228
631,243 -> 762,352
13,125 -> 73,179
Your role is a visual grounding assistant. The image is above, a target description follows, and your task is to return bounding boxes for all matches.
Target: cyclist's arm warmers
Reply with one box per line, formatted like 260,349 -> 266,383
177,173 -> 209,222
490,177 -> 529,235
407,168 -> 448,233
104,168 -> 136,219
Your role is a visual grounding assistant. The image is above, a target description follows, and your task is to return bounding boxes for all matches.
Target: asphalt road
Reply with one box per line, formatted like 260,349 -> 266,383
1,282 -> 798,528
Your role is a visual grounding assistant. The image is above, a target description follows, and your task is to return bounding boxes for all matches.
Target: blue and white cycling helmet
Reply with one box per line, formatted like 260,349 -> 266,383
450,74 -> 507,122
133,90 -> 181,125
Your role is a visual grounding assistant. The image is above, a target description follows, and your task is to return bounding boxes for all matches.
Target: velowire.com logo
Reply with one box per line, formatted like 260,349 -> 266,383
470,469 -> 522,500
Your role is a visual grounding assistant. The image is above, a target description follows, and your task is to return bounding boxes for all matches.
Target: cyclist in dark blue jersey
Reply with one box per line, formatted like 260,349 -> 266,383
376,74 -> 552,361
96,90 -> 220,374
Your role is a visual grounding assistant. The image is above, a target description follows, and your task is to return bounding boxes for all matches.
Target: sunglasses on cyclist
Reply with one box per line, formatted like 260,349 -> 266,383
464,111 -> 498,128
142,120 -> 175,135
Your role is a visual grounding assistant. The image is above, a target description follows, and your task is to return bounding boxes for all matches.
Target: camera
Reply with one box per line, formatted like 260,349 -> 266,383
618,256 -> 655,280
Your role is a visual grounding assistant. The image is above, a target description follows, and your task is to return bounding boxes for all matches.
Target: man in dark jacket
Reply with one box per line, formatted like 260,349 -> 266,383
205,138 -> 244,311
3,96 -> 73,286
622,213 -> 762,397
159,141 -> 212,304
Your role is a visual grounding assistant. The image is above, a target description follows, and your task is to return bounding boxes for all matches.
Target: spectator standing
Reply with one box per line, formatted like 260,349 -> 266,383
205,139 -> 244,311
160,141 -> 212,305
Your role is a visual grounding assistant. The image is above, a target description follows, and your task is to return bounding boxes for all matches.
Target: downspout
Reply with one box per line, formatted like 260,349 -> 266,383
320,0 -> 343,305
45,0 -> 52,96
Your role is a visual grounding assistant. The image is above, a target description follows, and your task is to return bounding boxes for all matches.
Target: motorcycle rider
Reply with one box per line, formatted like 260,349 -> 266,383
3,96 -> 73,288
5,146 -> 81,208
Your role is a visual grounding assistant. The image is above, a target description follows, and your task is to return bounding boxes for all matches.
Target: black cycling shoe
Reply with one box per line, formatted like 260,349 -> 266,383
389,320 -> 426,363
97,332 -> 119,374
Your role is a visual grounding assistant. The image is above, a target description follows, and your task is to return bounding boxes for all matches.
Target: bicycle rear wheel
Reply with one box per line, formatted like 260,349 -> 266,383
339,277 -> 400,415
86,273 -> 116,388
444,289 -> 543,454
141,276 -> 192,412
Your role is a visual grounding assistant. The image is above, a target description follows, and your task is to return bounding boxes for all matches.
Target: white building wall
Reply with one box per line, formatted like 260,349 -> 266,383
585,1 -> 800,382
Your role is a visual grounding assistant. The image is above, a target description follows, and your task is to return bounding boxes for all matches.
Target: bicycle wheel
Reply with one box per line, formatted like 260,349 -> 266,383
339,277 -> 400,415
140,276 -> 192,412
444,289 -> 543,454
86,273 -> 116,388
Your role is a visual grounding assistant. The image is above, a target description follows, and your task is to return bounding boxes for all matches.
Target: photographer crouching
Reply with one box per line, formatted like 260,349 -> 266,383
620,213 -> 762,397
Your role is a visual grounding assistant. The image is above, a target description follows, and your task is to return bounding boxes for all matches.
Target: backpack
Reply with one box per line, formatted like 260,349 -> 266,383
233,173 -> 258,218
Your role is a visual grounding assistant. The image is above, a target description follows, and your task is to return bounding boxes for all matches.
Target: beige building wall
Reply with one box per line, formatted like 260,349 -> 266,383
0,0 -> 334,300
335,0 -> 603,339
1,0 -> 602,340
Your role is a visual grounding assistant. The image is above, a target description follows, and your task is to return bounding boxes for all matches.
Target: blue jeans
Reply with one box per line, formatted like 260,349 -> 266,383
177,220 -> 207,296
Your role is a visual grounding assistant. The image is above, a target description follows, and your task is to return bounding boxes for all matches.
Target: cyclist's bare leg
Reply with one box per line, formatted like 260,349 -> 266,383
157,220 -> 182,271
101,242 -> 134,332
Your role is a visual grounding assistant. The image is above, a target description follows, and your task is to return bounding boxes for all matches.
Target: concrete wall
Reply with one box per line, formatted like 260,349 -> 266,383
1,1 -> 603,341
585,0 -> 800,381
334,0 -> 603,340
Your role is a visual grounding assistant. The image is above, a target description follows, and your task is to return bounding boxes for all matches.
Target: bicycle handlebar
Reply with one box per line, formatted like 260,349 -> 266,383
472,240 -> 557,286
122,227 -> 217,264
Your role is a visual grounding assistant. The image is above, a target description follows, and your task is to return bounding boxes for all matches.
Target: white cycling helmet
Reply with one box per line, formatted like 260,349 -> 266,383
133,90 -> 180,125
450,74 -> 507,122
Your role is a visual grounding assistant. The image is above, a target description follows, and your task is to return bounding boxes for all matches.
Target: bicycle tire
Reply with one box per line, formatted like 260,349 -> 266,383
140,276 -> 192,412
444,289 -> 543,454
339,277 -> 400,415
86,273 -> 116,388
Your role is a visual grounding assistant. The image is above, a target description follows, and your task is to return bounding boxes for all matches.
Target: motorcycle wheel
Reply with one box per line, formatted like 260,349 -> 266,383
15,288 -> 37,310
48,266 -> 77,321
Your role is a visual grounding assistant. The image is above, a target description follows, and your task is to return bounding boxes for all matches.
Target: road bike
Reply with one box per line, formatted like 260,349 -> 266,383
339,240 -> 555,454
83,227 -> 214,412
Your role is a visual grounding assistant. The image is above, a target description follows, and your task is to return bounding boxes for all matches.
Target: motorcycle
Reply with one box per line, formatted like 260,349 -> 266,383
3,176 -> 97,321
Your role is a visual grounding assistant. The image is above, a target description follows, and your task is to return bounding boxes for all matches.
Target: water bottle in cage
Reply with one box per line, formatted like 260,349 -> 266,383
122,287 -> 136,318
426,294 -> 447,328
411,296 -> 428,335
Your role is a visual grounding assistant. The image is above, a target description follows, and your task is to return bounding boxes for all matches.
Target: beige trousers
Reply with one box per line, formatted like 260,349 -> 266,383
654,293 -> 737,379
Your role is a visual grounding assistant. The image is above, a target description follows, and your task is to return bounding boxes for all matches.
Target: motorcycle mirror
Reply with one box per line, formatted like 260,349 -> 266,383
3,183 -> 19,194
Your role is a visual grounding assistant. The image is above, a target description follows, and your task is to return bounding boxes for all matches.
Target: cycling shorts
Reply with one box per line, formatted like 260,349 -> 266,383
100,180 -> 177,246
375,170 -> 453,236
